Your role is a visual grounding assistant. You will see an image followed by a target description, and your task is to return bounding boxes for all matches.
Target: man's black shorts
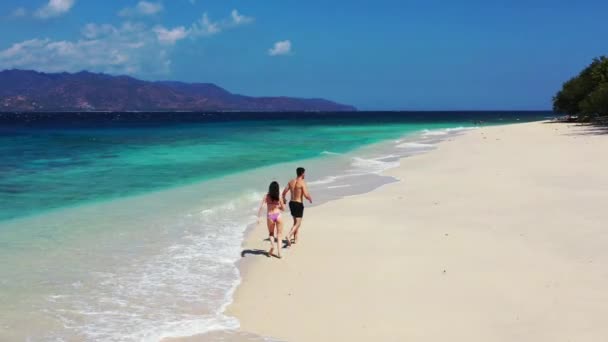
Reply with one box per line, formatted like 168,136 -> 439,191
289,201 -> 304,218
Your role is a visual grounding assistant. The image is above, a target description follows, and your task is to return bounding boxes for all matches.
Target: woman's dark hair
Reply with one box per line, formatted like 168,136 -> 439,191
268,181 -> 280,201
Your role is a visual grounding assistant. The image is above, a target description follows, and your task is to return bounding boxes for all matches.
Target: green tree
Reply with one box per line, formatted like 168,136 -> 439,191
553,56 -> 608,120
580,84 -> 608,117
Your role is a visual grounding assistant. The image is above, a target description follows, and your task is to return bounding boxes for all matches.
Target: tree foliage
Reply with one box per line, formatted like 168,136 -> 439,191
553,56 -> 608,119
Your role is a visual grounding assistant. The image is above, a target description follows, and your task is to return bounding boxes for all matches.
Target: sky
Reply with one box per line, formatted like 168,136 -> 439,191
0,1 -> 607,110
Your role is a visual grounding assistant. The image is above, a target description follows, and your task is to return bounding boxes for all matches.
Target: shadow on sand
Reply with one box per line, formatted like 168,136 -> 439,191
573,124 -> 608,135
241,249 -> 269,258
241,238 -> 292,259
544,121 -> 608,136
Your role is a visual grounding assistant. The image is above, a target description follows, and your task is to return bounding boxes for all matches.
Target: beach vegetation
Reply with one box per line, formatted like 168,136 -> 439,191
553,56 -> 608,121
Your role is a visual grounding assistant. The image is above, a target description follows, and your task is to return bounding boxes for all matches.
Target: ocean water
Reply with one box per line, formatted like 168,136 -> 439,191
0,111 -> 549,341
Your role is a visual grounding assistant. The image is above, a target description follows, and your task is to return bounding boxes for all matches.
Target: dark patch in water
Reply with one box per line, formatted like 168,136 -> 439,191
0,185 -> 27,194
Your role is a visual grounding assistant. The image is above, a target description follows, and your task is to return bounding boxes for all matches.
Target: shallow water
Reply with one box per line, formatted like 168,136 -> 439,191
0,111 -> 549,340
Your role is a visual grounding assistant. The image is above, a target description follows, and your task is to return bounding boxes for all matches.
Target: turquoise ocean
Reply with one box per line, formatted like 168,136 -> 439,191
0,111 -> 549,341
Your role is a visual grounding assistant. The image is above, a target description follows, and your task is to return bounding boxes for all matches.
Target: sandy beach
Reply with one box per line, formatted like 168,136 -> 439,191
210,121 -> 607,342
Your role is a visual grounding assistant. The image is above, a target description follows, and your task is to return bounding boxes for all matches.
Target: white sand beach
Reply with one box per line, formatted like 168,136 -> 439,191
219,122 -> 608,341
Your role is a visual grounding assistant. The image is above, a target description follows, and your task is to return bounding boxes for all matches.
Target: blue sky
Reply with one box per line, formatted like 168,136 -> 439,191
0,0 -> 607,110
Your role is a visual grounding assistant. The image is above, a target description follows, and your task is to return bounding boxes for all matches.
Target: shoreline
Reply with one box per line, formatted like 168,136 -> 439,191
231,124 -> 481,284
162,124 -> 481,341
223,125 -> 480,339
165,122 -> 500,341
208,121 -> 608,341
2,122 -> 479,341
221,125 -> 471,332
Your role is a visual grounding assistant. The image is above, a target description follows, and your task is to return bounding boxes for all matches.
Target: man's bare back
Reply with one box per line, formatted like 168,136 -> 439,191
285,178 -> 307,203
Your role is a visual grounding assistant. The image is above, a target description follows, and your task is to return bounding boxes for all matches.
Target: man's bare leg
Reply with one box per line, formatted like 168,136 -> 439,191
285,217 -> 297,247
292,218 -> 302,244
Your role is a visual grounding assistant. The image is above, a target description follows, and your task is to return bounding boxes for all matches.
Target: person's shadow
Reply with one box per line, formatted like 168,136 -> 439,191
241,249 -> 268,258
241,238 -> 290,258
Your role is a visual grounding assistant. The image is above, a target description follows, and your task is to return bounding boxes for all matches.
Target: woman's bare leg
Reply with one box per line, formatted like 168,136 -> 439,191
266,218 -> 275,257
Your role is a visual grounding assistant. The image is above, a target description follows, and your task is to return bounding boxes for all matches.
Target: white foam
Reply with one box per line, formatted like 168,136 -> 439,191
200,191 -> 263,216
350,157 -> 400,174
308,176 -> 340,186
422,129 -> 448,136
45,192 -> 262,341
445,126 -> 476,132
320,150 -> 341,156
421,126 -> 476,137
396,142 -> 435,149
327,184 -> 351,189
375,154 -> 400,160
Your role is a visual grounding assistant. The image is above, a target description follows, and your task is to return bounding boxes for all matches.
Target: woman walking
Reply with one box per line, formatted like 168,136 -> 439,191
257,181 -> 286,258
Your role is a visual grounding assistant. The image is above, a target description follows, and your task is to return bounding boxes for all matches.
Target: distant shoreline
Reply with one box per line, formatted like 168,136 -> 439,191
0,111 -> 552,129
0,109 -> 553,113
0,69 -> 356,112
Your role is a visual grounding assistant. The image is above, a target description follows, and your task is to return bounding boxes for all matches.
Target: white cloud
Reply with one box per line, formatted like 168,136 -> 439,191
230,9 -> 253,26
35,0 -> 75,19
119,1 -> 163,17
0,9 -> 254,76
268,40 -> 292,56
137,1 -> 163,15
11,7 -> 27,17
0,22 -> 170,75
190,10 -> 253,37
154,26 -> 189,45
190,13 -> 221,36
81,23 -> 118,39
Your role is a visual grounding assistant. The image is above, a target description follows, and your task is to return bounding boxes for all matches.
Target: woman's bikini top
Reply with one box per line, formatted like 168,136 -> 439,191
266,196 -> 281,211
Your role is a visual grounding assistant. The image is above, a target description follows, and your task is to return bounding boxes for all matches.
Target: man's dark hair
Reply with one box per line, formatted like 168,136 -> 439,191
296,167 -> 305,177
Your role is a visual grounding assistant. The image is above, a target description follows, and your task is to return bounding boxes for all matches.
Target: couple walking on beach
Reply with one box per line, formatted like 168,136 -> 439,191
257,167 -> 312,258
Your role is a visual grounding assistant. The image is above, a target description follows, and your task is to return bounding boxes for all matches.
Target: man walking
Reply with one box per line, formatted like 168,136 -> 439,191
282,167 -> 312,246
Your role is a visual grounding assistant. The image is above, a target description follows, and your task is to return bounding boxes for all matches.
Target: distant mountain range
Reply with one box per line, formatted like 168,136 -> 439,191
0,70 -> 356,112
